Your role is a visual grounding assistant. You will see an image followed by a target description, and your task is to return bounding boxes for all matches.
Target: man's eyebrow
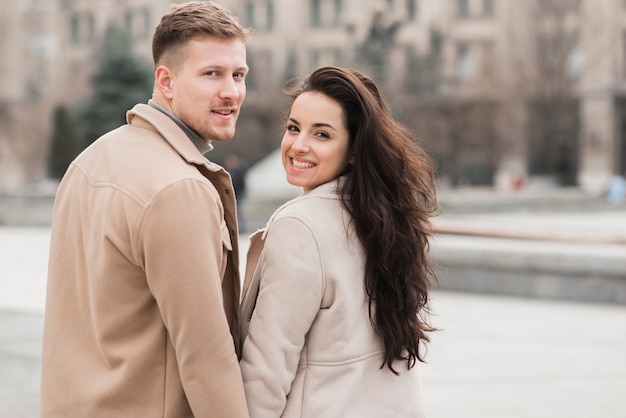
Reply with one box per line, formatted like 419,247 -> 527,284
201,64 -> 249,72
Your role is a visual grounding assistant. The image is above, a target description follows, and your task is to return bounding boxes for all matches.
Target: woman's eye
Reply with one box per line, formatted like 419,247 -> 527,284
286,125 -> 299,132
316,131 -> 330,139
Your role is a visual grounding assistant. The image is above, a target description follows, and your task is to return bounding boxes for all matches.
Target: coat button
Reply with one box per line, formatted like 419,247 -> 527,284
225,189 -> 230,194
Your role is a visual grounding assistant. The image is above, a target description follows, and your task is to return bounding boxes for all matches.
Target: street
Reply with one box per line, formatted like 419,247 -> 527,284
1,226 -> 625,418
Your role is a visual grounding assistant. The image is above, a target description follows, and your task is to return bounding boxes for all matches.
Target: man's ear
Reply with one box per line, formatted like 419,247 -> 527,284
155,65 -> 174,99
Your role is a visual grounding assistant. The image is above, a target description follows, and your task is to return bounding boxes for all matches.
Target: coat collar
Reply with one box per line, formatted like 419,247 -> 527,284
260,177 -> 346,240
147,100 -> 213,156
126,103 -> 223,173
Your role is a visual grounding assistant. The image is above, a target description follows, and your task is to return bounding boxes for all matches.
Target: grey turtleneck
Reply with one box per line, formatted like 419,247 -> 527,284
148,99 -> 214,156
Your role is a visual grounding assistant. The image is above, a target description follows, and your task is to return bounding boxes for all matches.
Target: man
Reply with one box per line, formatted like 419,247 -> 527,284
41,2 -> 250,417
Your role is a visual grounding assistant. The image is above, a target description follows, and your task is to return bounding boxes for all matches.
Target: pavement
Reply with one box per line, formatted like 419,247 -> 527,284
1,186 -> 626,417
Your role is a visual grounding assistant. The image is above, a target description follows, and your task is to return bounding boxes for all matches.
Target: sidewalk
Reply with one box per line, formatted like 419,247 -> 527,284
1,185 -> 626,417
422,291 -> 626,418
1,225 -> 626,418
430,208 -> 626,304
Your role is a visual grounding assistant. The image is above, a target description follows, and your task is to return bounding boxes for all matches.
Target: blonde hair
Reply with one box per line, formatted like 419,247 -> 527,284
152,1 -> 250,66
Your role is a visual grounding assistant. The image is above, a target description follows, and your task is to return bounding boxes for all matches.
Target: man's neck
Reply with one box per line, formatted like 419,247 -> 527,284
148,99 -> 213,155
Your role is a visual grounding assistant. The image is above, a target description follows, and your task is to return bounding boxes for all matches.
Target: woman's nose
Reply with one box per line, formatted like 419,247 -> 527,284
291,134 -> 310,152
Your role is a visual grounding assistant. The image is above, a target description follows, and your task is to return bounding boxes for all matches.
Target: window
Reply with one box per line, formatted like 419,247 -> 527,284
479,42 -> 495,81
623,31 -> 626,79
267,0 -> 274,30
70,13 -> 80,44
254,51 -> 272,87
333,49 -> 343,66
333,0 -> 343,25
142,8 -> 152,38
457,43 -> 475,80
483,0 -> 494,16
566,44 -> 584,79
86,13 -> 95,42
124,10 -> 133,36
567,0 -> 581,12
457,0 -> 470,18
310,0 -> 321,27
407,0 -> 417,20
309,49 -> 341,69
245,1 -> 255,28
310,50 -> 321,68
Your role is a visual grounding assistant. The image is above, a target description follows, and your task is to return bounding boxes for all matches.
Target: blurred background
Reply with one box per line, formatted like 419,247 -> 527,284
2,0 -> 626,193
2,0 -> 625,299
1,0 -> 626,417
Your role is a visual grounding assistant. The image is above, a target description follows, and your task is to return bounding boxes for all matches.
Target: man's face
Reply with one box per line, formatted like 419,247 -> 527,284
164,36 -> 248,142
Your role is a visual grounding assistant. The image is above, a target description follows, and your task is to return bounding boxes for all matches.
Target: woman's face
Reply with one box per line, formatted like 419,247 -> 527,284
281,91 -> 351,193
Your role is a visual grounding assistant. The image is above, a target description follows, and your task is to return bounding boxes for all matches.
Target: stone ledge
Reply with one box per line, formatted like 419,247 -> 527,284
431,235 -> 626,304
0,195 -> 54,226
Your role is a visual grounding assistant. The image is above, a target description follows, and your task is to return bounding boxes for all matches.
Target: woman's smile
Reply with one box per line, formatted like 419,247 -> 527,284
290,157 -> 316,169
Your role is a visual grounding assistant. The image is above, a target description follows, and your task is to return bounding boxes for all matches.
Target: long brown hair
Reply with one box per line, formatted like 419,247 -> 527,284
285,66 -> 439,373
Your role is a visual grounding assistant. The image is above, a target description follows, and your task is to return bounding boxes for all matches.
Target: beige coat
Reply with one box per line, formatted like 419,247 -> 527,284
240,179 -> 426,418
41,104 -> 248,417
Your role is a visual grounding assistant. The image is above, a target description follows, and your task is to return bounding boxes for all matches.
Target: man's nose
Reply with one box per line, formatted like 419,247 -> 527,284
219,76 -> 241,100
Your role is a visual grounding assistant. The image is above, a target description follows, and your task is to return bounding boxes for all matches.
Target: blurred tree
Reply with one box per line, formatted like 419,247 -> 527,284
404,28 -> 444,95
397,97 -> 499,187
505,0 -> 584,186
77,25 -> 153,146
47,105 -> 81,180
357,6 -> 402,84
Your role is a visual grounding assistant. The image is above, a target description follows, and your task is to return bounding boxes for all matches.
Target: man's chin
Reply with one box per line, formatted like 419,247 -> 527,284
207,129 -> 236,142
212,134 -> 235,142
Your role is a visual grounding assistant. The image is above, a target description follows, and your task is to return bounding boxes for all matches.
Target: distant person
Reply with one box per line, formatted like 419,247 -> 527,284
41,2 -> 251,417
605,174 -> 626,204
239,66 -> 439,417
225,153 -> 247,230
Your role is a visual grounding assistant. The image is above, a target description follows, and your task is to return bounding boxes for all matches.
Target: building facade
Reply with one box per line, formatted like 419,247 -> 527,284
1,0 -> 625,192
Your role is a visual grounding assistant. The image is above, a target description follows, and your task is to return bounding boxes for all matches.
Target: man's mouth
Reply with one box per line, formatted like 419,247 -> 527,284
212,109 -> 235,115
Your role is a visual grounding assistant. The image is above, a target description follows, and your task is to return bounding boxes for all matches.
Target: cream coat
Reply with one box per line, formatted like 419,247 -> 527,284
41,104 -> 248,417
240,179 -> 426,418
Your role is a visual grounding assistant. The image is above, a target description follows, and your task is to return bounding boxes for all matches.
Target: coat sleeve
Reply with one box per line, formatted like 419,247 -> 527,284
138,178 -> 248,418
240,216 -> 324,417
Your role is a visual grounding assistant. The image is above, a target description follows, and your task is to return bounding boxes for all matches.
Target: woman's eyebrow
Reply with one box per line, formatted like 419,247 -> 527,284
312,122 -> 336,131
288,117 -> 337,131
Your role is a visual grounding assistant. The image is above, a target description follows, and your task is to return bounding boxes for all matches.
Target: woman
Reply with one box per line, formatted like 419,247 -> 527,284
240,66 -> 438,417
